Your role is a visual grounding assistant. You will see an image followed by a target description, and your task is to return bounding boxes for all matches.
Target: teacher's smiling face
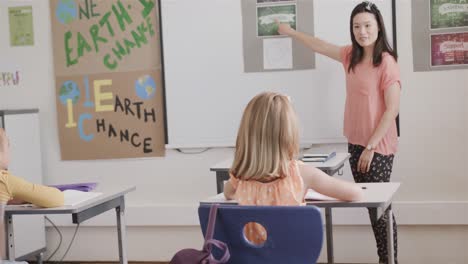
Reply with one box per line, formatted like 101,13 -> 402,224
352,12 -> 379,49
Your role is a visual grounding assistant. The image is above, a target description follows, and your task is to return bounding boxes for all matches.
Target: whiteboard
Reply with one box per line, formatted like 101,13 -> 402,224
161,0 -> 395,148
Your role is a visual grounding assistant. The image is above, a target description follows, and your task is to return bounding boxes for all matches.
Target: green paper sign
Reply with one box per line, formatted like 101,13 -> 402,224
9,6 -> 34,46
431,0 -> 468,29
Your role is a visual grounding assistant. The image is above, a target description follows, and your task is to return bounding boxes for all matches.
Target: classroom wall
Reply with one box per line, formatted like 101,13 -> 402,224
0,0 -> 467,263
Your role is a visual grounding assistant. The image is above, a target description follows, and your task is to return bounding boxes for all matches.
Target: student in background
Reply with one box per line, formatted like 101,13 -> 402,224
277,2 -> 401,263
224,92 -> 363,245
0,128 -> 64,259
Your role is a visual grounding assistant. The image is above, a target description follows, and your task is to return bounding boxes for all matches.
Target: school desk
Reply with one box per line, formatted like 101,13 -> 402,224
201,182 -> 400,264
4,186 -> 136,264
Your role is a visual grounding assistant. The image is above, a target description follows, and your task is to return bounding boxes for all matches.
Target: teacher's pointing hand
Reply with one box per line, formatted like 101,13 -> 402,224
275,19 -> 295,36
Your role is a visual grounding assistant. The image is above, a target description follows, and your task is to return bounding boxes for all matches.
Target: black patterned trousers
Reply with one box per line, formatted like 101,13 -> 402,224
348,143 -> 398,264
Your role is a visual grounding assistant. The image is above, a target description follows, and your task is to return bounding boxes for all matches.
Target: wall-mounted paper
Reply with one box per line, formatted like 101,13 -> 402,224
9,6 -> 34,46
257,4 -> 296,37
431,32 -> 468,66
263,38 -> 292,69
430,0 -> 468,29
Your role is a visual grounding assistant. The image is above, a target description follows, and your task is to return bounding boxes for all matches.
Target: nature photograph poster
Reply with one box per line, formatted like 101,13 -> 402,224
257,4 -> 296,37
50,0 -> 166,160
430,32 -> 468,66
430,0 -> 468,29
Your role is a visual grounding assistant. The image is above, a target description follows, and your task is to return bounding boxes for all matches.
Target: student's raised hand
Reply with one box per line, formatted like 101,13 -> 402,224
275,19 -> 295,36
358,149 -> 374,173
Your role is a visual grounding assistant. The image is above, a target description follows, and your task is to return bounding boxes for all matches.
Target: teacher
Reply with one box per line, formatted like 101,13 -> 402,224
278,2 -> 401,264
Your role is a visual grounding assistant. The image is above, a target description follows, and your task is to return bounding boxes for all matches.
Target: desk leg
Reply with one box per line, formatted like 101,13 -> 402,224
325,207 -> 334,264
116,205 -> 128,264
387,205 -> 395,264
216,171 -> 229,194
5,214 -> 15,261
36,251 -> 44,264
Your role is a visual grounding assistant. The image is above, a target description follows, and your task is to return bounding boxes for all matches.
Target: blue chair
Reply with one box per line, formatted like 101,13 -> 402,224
198,204 -> 323,264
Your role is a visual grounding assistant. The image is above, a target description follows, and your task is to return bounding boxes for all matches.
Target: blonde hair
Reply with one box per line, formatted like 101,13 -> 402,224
230,92 -> 300,181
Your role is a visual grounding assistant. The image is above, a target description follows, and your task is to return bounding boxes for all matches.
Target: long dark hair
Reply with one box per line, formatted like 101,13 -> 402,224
348,1 -> 397,73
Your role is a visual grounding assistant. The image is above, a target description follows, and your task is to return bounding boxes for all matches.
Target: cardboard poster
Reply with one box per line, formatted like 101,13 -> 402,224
9,6 -> 34,46
431,32 -> 468,66
50,0 -> 166,160
430,0 -> 468,29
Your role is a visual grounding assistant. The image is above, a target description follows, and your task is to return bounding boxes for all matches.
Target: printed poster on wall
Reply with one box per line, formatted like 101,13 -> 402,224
431,32 -> 468,66
430,0 -> 468,29
242,0 -> 315,72
8,6 -> 34,46
50,0 -> 166,160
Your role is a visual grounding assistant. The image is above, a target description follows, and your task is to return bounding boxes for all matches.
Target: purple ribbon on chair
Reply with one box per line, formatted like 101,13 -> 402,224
203,204 -> 230,263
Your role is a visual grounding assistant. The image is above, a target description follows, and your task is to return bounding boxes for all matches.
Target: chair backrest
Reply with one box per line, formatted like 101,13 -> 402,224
198,204 -> 323,264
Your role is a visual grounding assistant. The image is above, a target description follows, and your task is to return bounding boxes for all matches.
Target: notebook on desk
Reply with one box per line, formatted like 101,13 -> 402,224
50,182 -> 98,192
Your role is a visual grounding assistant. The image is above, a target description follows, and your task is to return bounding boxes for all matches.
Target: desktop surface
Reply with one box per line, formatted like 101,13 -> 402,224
201,182 -> 400,208
5,186 -> 136,215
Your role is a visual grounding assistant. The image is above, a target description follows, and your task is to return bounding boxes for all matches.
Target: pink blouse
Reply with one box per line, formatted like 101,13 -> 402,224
340,45 -> 401,155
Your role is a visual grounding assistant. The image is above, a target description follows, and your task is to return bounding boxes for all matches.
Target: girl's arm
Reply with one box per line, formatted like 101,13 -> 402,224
277,22 -> 342,62
358,83 -> 401,173
299,163 -> 363,201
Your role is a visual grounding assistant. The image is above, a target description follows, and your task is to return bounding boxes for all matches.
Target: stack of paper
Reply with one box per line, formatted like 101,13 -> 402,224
305,189 -> 339,201
301,152 -> 336,162
63,190 -> 102,206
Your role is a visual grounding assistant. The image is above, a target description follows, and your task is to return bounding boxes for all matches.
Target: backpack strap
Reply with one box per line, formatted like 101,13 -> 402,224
202,204 -> 230,263
204,203 -> 219,241
205,239 -> 230,263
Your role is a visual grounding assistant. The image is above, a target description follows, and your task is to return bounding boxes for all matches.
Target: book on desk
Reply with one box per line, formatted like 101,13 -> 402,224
301,151 -> 336,163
